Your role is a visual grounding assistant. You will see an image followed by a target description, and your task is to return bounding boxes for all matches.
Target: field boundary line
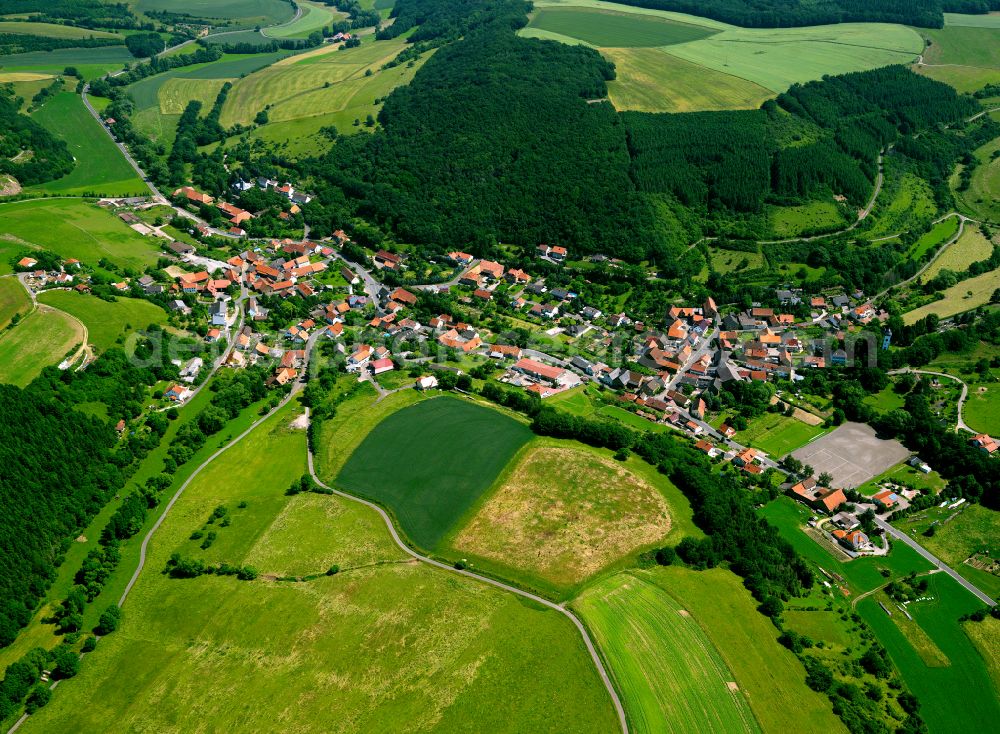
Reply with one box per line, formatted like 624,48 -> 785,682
305,407 -> 630,734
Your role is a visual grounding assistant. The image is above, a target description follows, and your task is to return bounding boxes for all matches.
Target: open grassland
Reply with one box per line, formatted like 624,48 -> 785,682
37,290 -> 168,351
602,48 -> 772,113
526,6 -> 717,47
0,307 -> 81,386
0,21 -> 120,39
964,384 -> 1000,435
27,92 -> 146,196
922,26 -> 1000,69
857,573 -> 1000,733
264,0 -> 338,38
531,0 -> 730,30
0,46 -> 133,80
955,134 -> 1000,224
922,226 -> 994,282
917,63 -> 1000,93
945,12 -> 1000,28
219,38 -> 408,127
648,567 -> 844,732
0,275 -> 29,329
665,23 -> 923,93
337,396 -> 533,550
903,267 -> 1000,324
734,412 -> 825,458
707,246 -> 766,273
135,0 -> 294,28
158,77 -> 232,114
963,617 -> 1000,693
0,199 -> 162,272
574,571 -> 760,734
450,441 -> 676,593
866,167 -> 937,238
770,200 -> 848,238
22,403 -> 618,734
907,215 -> 960,260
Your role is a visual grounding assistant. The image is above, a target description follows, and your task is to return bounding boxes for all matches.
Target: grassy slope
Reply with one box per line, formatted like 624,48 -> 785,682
0,21 -> 121,39
0,307 -> 82,386
135,0 -> 294,27
23,401 -> 618,733
0,275 -> 30,329
0,199 -> 162,272
158,77 -> 232,114
336,395 -> 533,550
0,47 -> 133,80
903,267 -> 1000,324
27,92 -> 146,196
526,6 -> 717,47
770,200 -> 848,238
263,0 -> 338,39
37,290 -> 168,351
574,570 -> 760,734
964,384 -> 1000,435
954,132 -> 1000,224
921,226 -> 994,282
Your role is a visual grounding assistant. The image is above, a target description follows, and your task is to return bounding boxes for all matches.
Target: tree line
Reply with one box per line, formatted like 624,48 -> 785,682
0,84 -> 74,185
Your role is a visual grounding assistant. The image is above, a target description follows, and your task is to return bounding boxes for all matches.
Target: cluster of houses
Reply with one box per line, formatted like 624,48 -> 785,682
15,256 -> 82,289
173,187 -> 254,236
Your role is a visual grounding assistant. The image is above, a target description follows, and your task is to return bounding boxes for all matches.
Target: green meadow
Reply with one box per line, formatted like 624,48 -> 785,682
0,307 -> 82,386
0,22 -> 121,39
734,412 -> 825,458
21,401 -> 618,734
0,199 -> 162,273
770,201 -> 848,238
336,396 -> 533,550
964,384 -> 1000,435
27,92 -> 147,197
264,0 -> 339,39
0,47 -> 133,79
0,276 -> 30,329
906,216 -> 960,260
134,0 -> 294,28
526,6 -> 717,47
954,133 -> 1000,224
37,291 -> 169,352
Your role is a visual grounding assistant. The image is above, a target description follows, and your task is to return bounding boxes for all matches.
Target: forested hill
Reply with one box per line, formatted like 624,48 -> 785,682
596,0 -> 999,30
0,85 -> 75,186
0,385 -> 122,647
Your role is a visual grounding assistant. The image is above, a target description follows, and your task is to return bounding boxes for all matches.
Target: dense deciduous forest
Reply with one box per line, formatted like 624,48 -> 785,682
0,1 -> 137,29
0,32 -> 121,56
0,85 -> 74,185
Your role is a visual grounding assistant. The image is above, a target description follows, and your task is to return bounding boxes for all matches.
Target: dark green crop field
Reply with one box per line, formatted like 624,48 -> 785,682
527,7 -> 717,47
337,396 -> 532,550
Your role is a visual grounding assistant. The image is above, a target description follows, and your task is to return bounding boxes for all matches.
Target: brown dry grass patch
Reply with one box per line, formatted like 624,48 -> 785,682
453,446 -> 671,588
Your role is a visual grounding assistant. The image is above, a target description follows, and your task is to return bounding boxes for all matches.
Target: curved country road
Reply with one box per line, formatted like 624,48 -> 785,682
873,212 -> 973,302
888,368 -> 974,434
303,409 -> 630,734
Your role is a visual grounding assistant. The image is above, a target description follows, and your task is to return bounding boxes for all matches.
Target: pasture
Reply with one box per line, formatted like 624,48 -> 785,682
158,77 -> 232,115
906,215 -> 960,260
601,48 -> 772,113
0,276 -> 29,330
21,403 -> 618,734
857,573 -> 1000,733
770,200 -> 848,238
526,6 -> 717,47
27,92 -> 147,196
336,396 -> 533,550
0,47 -> 133,80
0,307 -> 82,386
449,441 -> 678,593
866,167 -> 936,238
964,384 -> 1000,435
0,22 -> 120,39
917,64 -> 1000,93
574,571 -> 760,734
921,225 -> 994,282
706,246 -> 766,274
963,617 -> 1000,692
945,12 -> 1000,28
903,267 -> 1000,324
135,0 -> 294,28
0,199 -> 162,273
37,290 -> 168,351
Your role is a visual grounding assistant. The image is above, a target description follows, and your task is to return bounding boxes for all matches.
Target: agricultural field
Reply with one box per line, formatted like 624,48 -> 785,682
903,266 -> 1000,324
769,200 -> 848,238
0,22 -> 121,39
525,6 -> 718,47
157,77 -> 233,115
0,47 -> 133,80
0,307 -> 82,386
37,290 -> 169,352
601,48 -> 772,113
963,616 -> 1000,692
917,63 -> 1000,94
21,402 -> 618,734
921,25 -> 1000,69
336,396 -> 533,550
921,225 -> 994,282
0,199 -> 162,273
906,215 -> 961,260
574,570 -> 760,734
264,0 -> 339,39
134,0 -> 294,29
857,573 -> 1000,734
0,275 -> 30,329
448,440 -> 678,593
964,384 -> 1000,435
27,91 -> 147,197
954,134 -> 1000,224
733,412 -> 825,458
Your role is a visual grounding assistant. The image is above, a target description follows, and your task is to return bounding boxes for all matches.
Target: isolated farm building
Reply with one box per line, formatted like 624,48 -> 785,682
16,257 -> 37,269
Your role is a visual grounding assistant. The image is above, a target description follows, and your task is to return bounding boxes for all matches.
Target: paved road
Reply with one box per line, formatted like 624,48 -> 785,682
333,252 -> 382,301
874,517 -> 996,606
304,415 -> 630,734
888,368 -> 973,433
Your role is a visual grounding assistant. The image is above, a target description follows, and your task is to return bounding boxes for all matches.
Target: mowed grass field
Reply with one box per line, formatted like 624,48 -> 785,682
449,440 -> 680,593
904,266 -> 1000,324
964,384 -> 1000,435
264,0 -> 338,38
37,290 -> 168,351
735,412 -> 825,458
0,276 -> 30,329
526,6 -> 717,47
0,46 -> 133,80
0,21 -> 121,39
575,570 -> 761,734
336,396 -> 533,550
157,77 -> 232,114
135,0 -> 294,27
27,92 -> 147,196
22,401 -> 618,733
0,306 -> 82,386
922,225 -> 994,282
922,25 -> 1000,69
963,616 -> 1000,693
0,199 -> 162,273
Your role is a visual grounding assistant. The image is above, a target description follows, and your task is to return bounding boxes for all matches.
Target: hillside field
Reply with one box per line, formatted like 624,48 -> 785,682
0,199 -> 162,273
448,440 -> 680,594
0,276 -> 30,330
27,92 -> 147,197
954,133 -> 1000,224
20,402 -> 618,733
0,307 -> 82,386
336,396 -> 533,550
134,0 -> 294,28
526,6 -> 717,47
0,22 -> 121,39
921,226 -> 994,282
903,267 -> 1000,324
264,0 -> 339,38
0,47 -> 134,81
37,291 -> 169,351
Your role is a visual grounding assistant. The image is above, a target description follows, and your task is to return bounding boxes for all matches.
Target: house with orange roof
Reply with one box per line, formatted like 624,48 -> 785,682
390,287 -> 418,306
447,251 -> 474,265
173,186 -> 214,205
478,260 -> 505,281
971,433 -> 998,454
513,357 -> 570,386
